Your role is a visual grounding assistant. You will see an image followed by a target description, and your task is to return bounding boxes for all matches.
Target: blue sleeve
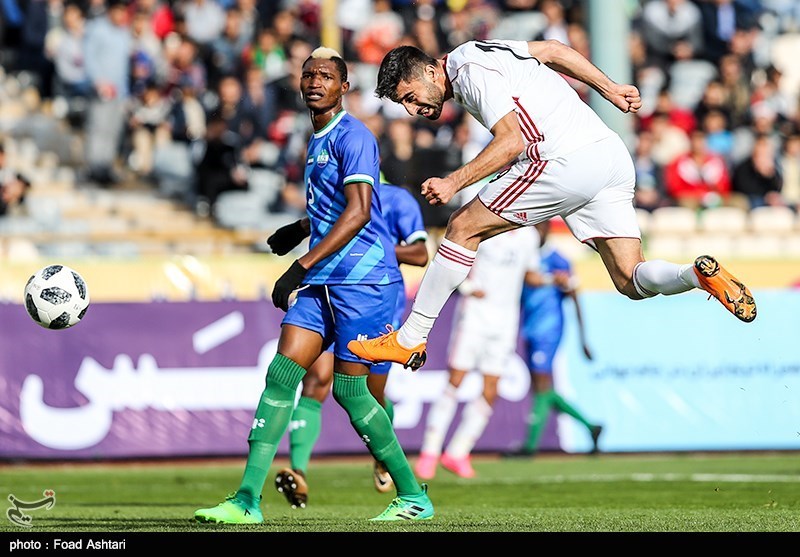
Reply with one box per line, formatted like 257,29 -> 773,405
552,252 -> 572,274
335,128 -> 379,188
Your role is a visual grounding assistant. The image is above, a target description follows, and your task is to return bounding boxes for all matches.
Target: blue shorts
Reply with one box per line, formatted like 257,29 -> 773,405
524,333 -> 562,374
283,282 -> 402,368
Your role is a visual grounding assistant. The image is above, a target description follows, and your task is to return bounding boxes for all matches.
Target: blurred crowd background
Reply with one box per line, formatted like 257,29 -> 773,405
1,0 -> 800,265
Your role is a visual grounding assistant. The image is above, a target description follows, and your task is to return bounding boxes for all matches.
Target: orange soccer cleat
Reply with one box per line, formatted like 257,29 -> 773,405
693,255 -> 757,323
347,329 -> 427,370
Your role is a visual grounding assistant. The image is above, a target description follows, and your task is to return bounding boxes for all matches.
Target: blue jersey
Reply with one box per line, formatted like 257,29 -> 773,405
380,183 -> 428,248
520,247 -> 572,340
303,111 -> 402,286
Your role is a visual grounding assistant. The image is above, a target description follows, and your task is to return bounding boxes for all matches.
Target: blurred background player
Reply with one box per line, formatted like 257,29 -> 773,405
194,47 -> 433,524
415,225 -> 541,480
506,219 -> 602,458
273,179 -> 429,508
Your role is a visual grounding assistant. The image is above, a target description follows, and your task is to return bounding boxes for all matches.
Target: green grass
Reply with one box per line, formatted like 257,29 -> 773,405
1,452 -> 799,533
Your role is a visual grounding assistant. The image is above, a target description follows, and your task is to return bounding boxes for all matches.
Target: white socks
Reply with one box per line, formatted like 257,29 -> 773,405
397,238 -> 477,348
420,384 -> 459,456
633,260 -> 700,298
445,396 -> 493,459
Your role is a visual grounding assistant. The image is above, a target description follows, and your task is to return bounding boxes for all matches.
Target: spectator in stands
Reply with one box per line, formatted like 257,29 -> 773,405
633,129 -> 669,212
642,0 -> 704,67
44,2 -> 91,127
639,88 -> 697,136
207,7 -> 249,89
379,117 -> 415,188
648,110 -> 691,168
780,133 -> 800,211
164,35 -> 207,97
83,0 -> 133,186
235,0 -> 260,46
128,80 -> 171,179
700,108 -> 734,161
535,0 -> 571,45
354,0 -> 404,66
194,113 -> 248,217
731,133 -> 785,209
250,27 -> 288,85
182,0 -> 225,50
664,128 -> 731,209
130,5 -> 166,96
718,53 -> 753,129
0,147 -> 31,217
693,80 -> 732,132
697,0 -> 760,65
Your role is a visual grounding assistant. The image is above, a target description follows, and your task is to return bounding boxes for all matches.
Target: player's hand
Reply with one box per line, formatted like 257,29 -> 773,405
267,220 -> 309,256
421,177 -> 458,205
607,83 -> 641,114
472,290 -> 486,299
272,260 -> 307,311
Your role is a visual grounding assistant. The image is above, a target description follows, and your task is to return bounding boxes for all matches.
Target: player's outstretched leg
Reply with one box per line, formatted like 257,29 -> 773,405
347,328 -> 427,370
194,493 -> 264,524
693,255 -> 756,322
275,468 -> 308,509
370,483 -> 435,521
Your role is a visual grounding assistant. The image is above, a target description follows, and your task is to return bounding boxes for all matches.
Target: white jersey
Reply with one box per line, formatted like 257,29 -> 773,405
453,226 -> 541,333
447,226 -> 541,375
444,39 -> 615,162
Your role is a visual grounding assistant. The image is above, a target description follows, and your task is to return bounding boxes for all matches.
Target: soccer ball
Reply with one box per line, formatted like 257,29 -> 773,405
24,264 -> 90,329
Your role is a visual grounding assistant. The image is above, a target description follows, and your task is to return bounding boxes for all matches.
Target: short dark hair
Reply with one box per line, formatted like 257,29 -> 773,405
375,46 -> 438,102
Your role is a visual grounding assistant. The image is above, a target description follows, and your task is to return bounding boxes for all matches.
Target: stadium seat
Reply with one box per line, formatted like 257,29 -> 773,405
648,206 -> 698,235
645,234 -> 686,259
684,234 -> 735,259
213,190 -> 271,230
733,233 -> 784,258
697,207 -> 748,234
748,205 -> 796,233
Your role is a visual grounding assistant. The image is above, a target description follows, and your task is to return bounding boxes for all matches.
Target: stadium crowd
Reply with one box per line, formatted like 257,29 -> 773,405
0,0 -> 799,229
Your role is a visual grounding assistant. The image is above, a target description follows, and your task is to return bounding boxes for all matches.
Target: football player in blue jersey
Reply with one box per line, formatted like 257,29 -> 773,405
505,218 -> 602,458
274,180 -> 429,508
194,48 -> 434,524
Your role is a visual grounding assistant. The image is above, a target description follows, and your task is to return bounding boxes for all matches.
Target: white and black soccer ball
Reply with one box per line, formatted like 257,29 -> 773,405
24,264 -> 90,329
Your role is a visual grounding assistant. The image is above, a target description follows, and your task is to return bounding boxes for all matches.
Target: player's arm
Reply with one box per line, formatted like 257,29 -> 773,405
435,111 -> 524,196
565,279 -> 593,360
527,39 -> 641,114
297,182 -> 372,270
395,240 -> 428,267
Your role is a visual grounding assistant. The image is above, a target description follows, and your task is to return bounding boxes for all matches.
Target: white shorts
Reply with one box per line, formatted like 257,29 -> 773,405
478,134 -> 640,249
447,320 -> 517,377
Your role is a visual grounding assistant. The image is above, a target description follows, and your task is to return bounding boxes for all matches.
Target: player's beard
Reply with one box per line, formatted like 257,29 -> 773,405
421,80 -> 444,120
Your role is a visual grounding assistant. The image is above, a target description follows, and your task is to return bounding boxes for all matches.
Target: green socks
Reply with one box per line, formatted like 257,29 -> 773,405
288,396 -> 323,474
237,353 -> 306,507
524,390 -> 556,451
551,392 -> 594,429
332,373 -> 420,497
525,389 -> 595,451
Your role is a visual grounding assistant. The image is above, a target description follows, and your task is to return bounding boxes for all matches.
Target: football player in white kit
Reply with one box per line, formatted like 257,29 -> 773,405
349,39 -> 756,370
415,226 -> 541,479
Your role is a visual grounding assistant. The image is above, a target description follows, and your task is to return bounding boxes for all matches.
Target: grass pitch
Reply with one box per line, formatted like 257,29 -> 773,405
1,452 -> 798,536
